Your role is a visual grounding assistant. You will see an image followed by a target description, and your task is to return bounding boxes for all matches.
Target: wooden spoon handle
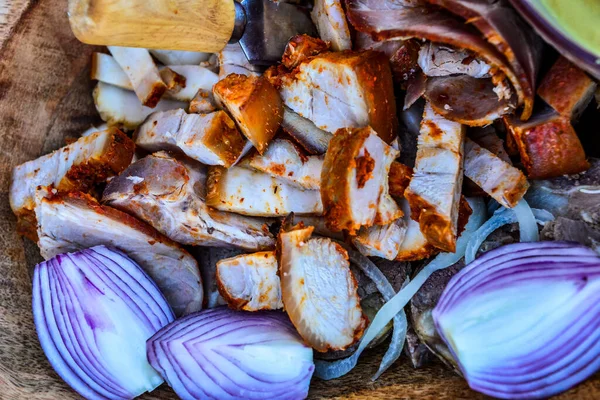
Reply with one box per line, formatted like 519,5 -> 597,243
68,0 -> 236,53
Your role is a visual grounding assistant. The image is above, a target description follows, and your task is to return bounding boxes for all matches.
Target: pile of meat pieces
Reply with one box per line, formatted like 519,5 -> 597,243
10,0 -> 599,359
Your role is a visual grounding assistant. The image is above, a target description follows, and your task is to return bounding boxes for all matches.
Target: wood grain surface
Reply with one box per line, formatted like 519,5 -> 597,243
0,1 -> 599,399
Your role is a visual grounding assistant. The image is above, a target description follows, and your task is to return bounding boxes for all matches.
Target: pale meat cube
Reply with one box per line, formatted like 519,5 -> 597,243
213,74 -> 283,154
93,82 -> 186,130
278,223 -> 365,352
243,138 -> 323,190
352,219 -> 407,260
35,190 -> 203,316
464,138 -> 529,208
216,251 -> 283,311
158,67 -> 186,93
102,152 -> 275,251
418,43 -> 491,78
276,50 -> 398,143
134,109 -> 246,167
149,49 -> 211,65
321,126 -> 401,234
537,56 -> 597,121
91,52 -> 133,90
9,128 -> 134,240
189,89 -> 217,114
206,166 -> 323,217
108,46 -> 166,107
162,65 -> 219,102
311,0 -> 352,51
405,102 -> 465,253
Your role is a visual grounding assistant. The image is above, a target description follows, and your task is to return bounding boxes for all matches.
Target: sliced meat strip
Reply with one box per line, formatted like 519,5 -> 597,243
102,152 -> 275,251
35,190 -> 203,317
311,0 -> 352,51
352,219 -> 407,260
418,42 -> 491,78
216,251 -> 283,311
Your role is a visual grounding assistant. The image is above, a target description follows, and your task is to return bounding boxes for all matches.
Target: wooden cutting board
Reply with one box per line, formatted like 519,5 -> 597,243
0,1 -> 599,399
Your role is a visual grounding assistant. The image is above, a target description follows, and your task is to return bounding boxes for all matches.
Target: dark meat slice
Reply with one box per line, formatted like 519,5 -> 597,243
424,75 -> 515,126
424,0 -> 543,120
537,56 -> 598,121
503,108 -> 589,179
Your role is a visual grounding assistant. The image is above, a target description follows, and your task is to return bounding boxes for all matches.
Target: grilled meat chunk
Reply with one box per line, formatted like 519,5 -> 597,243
35,190 -> 203,316
108,46 -> 166,107
311,0 -> 352,51
321,126 -> 401,234
10,128 -> 134,240
278,223 -> 366,352
405,102 -> 465,252
537,56 -> 598,121
464,138 -> 529,208
389,161 -> 413,198
395,198 -> 438,261
282,34 -> 330,69
206,166 -> 323,217
352,219 -> 407,260
218,43 -> 259,79
504,109 -> 589,179
103,152 -> 275,251
213,74 -> 283,154
134,109 -> 246,167
274,50 -> 398,143
189,89 -> 217,114
242,138 -> 323,190
216,251 -> 283,311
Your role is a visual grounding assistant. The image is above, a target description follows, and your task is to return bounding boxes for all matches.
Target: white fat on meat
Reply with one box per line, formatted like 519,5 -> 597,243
93,82 -> 186,130
405,102 -> 465,253
108,46 -> 166,107
35,190 -> 203,316
418,43 -> 491,79
242,138 -> 323,190
278,224 -> 365,352
352,219 -> 407,260
464,138 -> 529,208
102,152 -> 275,251
216,251 -> 283,311
206,166 -> 323,217
321,126 -> 401,234
135,109 -> 246,167
311,0 -> 352,51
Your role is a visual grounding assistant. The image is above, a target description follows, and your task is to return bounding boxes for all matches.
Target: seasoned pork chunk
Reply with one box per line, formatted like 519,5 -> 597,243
537,56 -> 597,121
216,251 -> 283,311
213,74 -> 283,154
418,43 -> 491,78
389,161 -> 413,198
322,126 -> 401,234
218,43 -> 259,79
464,138 -> 528,208
242,139 -> 323,190
395,199 -> 438,261
91,52 -> 133,90
352,220 -> 407,260
35,190 -> 203,316
108,46 -> 166,107
311,0 -> 352,51
278,223 -> 366,351
134,109 -> 245,167
503,109 -> 589,179
103,152 -> 275,251
405,102 -> 465,252
189,89 -> 217,114
9,128 -> 134,240
274,50 -> 398,143
282,34 -> 329,70
206,166 -> 323,217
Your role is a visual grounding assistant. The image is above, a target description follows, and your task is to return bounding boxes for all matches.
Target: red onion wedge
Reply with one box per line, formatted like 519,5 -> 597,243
147,307 -> 314,399
32,246 -> 175,399
433,241 -> 600,399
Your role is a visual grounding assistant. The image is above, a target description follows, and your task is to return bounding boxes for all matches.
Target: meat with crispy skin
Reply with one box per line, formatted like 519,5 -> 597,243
35,190 -> 203,316
537,56 -> 598,121
464,138 -> 529,208
9,128 -> 134,240
389,161 -> 413,198
241,138 -> 323,190
277,223 -> 366,352
321,126 -> 401,234
282,34 -> 330,70
405,102 -> 465,252
134,109 -> 246,167
311,0 -> 352,51
213,74 -> 283,154
102,152 -> 275,251
503,109 -> 589,179
216,251 -> 283,311
206,166 -> 323,217
273,50 -> 399,143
